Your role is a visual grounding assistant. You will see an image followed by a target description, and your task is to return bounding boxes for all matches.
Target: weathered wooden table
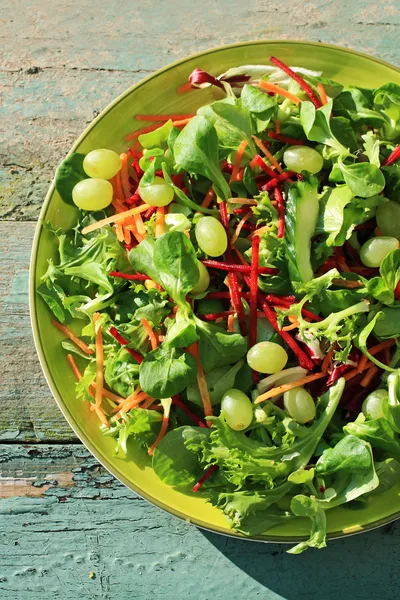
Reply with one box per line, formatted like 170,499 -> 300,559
1,1 -> 400,598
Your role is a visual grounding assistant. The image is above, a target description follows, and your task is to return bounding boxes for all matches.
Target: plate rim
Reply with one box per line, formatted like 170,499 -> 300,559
29,39 -> 400,544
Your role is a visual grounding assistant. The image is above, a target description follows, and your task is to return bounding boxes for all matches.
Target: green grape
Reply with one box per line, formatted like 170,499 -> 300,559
139,176 -> 174,207
362,388 -> 387,420
359,236 -> 400,268
283,387 -> 316,423
83,149 -> 122,180
191,262 -> 210,295
72,178 -> 113,210
283,145 -> 324,174
195,217 -> 228,256
221,389 -> 253,431
247,341 -> 288,374
376,201 -> 400,239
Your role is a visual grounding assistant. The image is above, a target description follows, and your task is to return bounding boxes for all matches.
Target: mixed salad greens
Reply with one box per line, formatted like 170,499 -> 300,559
38,56 -> 400,553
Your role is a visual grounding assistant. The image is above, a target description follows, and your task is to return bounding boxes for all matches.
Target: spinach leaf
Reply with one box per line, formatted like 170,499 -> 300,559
164,308 -> 199,348
55,152 -> 86,205
386,371 -> 400,433
139,344 -> 198,398
318,185 -> 354,246
104,346 -> 141,397
153,231 -> 199,305
344,415 -> 400,461
195,318 -> 247,372
362,131 -> 381,167
187,360 -> 244,407
152,426 -> 211,487
373,306 -> 400,338
173,115 -> 231,200
330,117 -> 358,152
128,237 -> 163,286
300,101 -> 348,155
316,435 -> 372,475
338,158 -> 386,198
161,164 -> 218,215
373,458 -> 400,493
380,249 -> 400,293
138,119 -> 173,149
358,312 -> 398,372
198,100 -> 256,154
334,87 -> 388,128
288,495 -> 327,554
241,84 -> 277,114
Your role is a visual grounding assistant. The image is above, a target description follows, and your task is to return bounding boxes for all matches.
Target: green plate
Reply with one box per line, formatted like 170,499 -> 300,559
30,41 -> 400,544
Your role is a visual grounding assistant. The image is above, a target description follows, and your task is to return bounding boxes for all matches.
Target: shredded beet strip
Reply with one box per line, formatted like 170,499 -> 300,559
205,291 -> 251,300
143,205 -> 157,220
265,294 -> 295,304
268,132 -> 306,145
192,464 -> 219,493
260,297 -> 315,370
233,207 -> 252,215
270,56 -> 323,109
261,171 -> 295,191
109,326 -> 143,363
201,259 -> 277,275
249,236 -> 260,350
172,394 -> 207,428
252,154 -> 277,179
274,187 -> 285,238
219,201 -> 247,335
202,311 -> 235,320
109,271 -> 147,281
189,68 -> 225,90
395,281 -> 400,302
382,144 -> 400,166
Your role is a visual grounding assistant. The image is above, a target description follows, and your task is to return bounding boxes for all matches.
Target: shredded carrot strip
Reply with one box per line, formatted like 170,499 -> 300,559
321,348 -> 334,374
120,153 -> 131,198
227,314 -> 235,332
81,204 -> 151,235
126,123 -> 161,141
367,339 -> 396,357
357,353 -> 370,373
228,197 -> 257,205
148,401 -> 172,456
317,83 -> 329,106
201,186 -> 215,208
114,223 -> 124,241
171,117 -> 192,127
67,354 -> 83,381
188,343 -> 213,423
155,206 -> 165,238
255,372 -> 327,404
248,225 -> 271,239
383,346 -> 391,365
252,135 -> 283,173
275,119 -> 281,134
135,113 -> 195,122
282,321 -> 299,331
115,170 -> 124,201
112,198 -> 126,213
360,365 -> 380,387
123,227 -> 131,245
134,212 -> 146,235
232,246 -> 250,266
231,211 -> 252,244
53,320 -> 93,355
93,313 -> 104,410
141,396 -> 156,409
344,363 -> 372,382
332,279 -> 363,289
141,318 -> 159,350
230,140 -> 248,182
259,80 -> 302,105
90,383 -> 124,404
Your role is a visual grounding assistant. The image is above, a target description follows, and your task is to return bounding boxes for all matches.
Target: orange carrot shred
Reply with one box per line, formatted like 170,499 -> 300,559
141,396 -> 157,409
188,343 -> 213,422
93,313 -> 104,410
255,372 -> 327,404
155,206 -> 165,238
126,123 -> 161,141
201,186 -> 215,208
321,348 -> 334,374
148,400 -> 172,456
317,83 -> 329,106
81,204 -> 151,235
123,227 -> 131,245
53,320 -> 93,355
119,153 -> 131,198
171,117 -> 193,127
228,197 -> 257,205
248,225 -> 271,239
383,346 -> 391,365
114,170 -> 124,201
259,80 -> 302,105
141,318 -> 159,350
177,82 -> 193,94
227,314 -> 235,332
360,365 -> 380,387
230,140 -> 248,182
332,279 -> 363,289
67,353 -> 109,426
282,321 -> 299,332
231,211 -> 252,245
134,212 -> 146,235
252,135 -> 283,173
67,353 -> 83,381
114,223 -> 124,242
275,119 -> 281,134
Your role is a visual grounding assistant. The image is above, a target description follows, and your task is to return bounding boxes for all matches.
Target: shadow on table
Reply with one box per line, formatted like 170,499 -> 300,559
201,520 -> 399,600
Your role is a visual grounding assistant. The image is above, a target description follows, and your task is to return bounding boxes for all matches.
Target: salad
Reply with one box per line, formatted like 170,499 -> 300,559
38,56 -> 400,554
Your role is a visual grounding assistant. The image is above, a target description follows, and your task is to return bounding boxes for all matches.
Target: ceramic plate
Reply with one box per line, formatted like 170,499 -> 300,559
30,41 -> 400,543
